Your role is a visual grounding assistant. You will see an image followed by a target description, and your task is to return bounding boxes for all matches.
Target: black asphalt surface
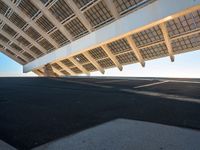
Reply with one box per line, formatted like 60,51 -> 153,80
0,77 -> 200,150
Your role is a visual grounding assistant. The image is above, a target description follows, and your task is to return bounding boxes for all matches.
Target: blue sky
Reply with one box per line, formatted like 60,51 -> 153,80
0,53 -> 36,77
0,50 -> 200,78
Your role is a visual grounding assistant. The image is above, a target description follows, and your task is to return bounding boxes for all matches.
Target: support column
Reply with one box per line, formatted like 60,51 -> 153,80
43,64 -> 56,77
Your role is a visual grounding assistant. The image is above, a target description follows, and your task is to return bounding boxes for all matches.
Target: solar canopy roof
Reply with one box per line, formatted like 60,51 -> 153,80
0,0 -> 200,76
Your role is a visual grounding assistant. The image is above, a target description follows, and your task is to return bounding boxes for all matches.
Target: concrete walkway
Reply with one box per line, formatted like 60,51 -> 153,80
0,140 -> 17,150
33,119 -> 200,150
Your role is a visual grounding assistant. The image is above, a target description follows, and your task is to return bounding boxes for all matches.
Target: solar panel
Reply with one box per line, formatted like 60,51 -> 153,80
30,46 -> 43,56
70,67 -> 82,73
16,36 -> 31,46
107,38 -> 131,55
172,33 -> 200,53
83,63 -> 97,71
17,56 -> 26,63
7,12 -> 26,29
89,47 -> 108,60
84,1 -> 113,28
50,30 -> 70,46
36,15 -> 55,32
132,26 -> 164,47
10,43 -> 22,52
49,0 -> 74,22
23,51 -> 34,60
38,38 -> 55,51
2,24 -> 17,37
52,63 -> 62,70
25,27 -> 41,41
0,0 -> 9,15
98,58 -> 115,68
140,43 -> 168,60
60,70 -> 70,75
113,0 -> 151,15
167,10 -> 200,37
73,54 -> 89,64
6,49 -> 16,56
61,59 -> 75,67
0,33 -> 9,43
116,51 -> 137,64
64,17 -> 88,38
73,0 -> 95,9
18,0 -> 39,18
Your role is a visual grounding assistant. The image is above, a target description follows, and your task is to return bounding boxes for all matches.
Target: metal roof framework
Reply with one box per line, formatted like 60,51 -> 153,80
0,0 -> 200,76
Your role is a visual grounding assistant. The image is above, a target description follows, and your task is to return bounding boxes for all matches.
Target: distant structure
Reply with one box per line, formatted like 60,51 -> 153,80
0,0 -> 200,76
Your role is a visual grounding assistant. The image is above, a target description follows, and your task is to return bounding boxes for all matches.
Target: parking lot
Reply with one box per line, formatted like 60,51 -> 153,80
0,77 -> 200,149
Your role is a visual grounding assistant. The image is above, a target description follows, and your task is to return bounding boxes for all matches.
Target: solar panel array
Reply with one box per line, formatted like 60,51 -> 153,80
0,0 -> 155,65
0,0 -> 199,76
48,8 -> 200,76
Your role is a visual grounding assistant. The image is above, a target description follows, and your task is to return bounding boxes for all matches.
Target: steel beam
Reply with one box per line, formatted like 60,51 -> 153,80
33,70 -> 44,76
43,63 -> 57,77
83,52 -> 105,74
51,67 -> 64,76
160,23 -> 174,62
56,61 -> 76,76
69,57 -> 90,75
126,36 -> 145,67
101,45 -> 123,71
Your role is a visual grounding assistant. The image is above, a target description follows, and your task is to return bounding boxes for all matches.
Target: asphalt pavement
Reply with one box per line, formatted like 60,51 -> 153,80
0,77 -> 200,149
